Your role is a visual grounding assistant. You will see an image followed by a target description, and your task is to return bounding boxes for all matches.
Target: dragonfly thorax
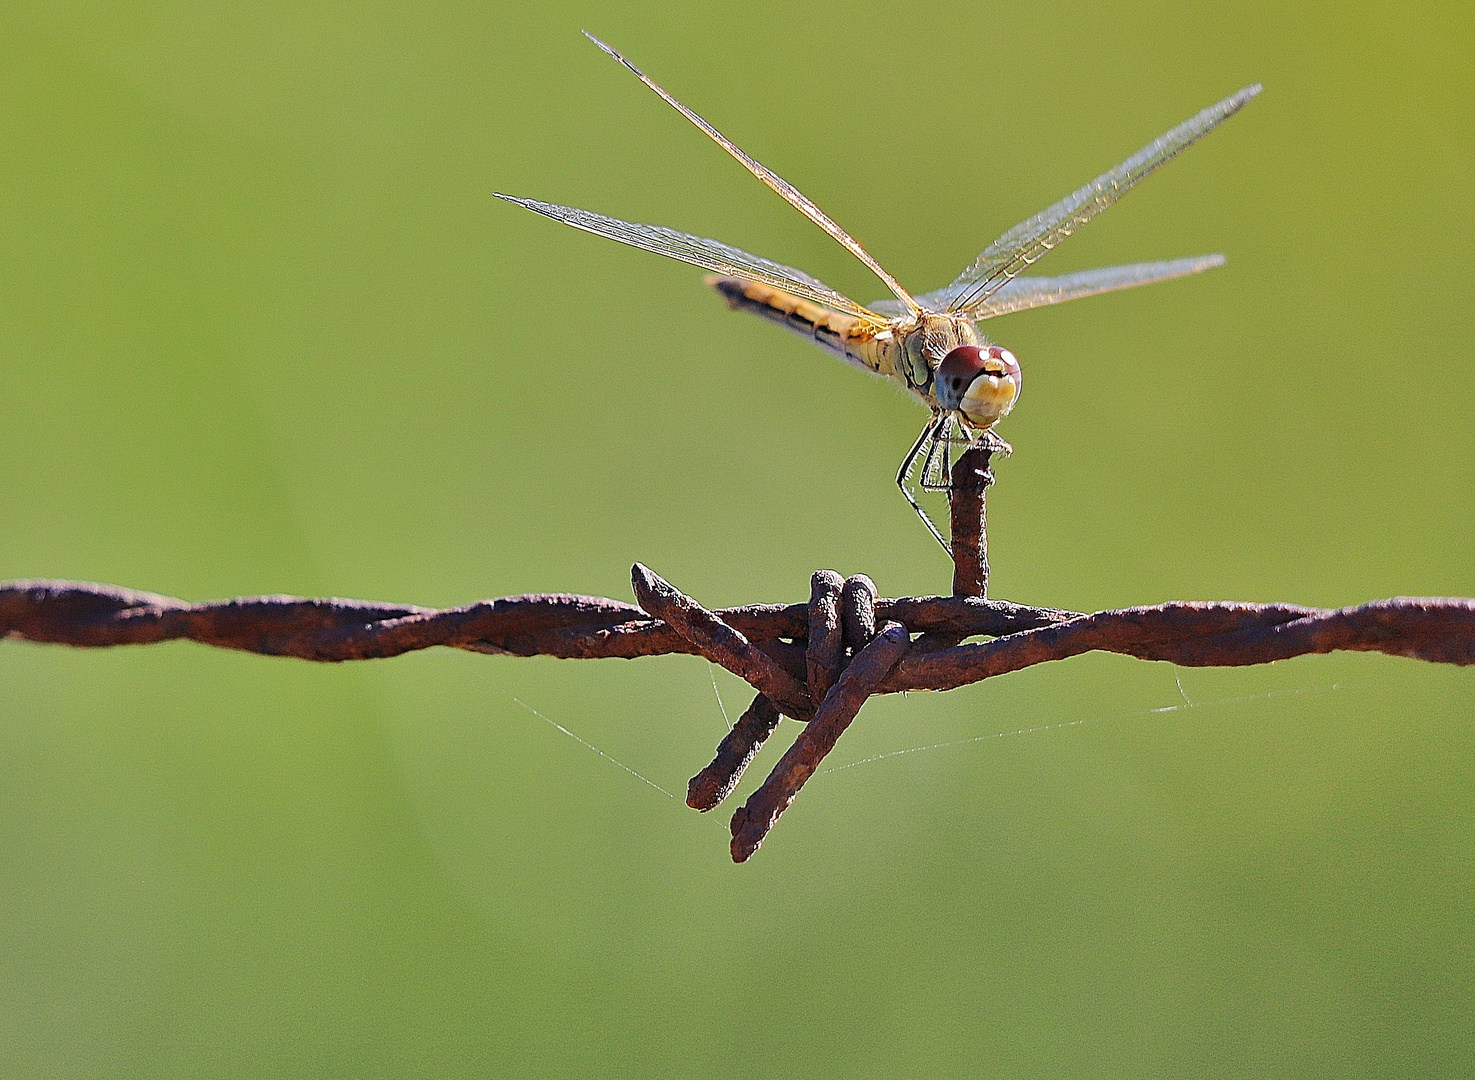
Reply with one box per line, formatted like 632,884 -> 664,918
899,313 -> 981,394
934,345 -> 1022,430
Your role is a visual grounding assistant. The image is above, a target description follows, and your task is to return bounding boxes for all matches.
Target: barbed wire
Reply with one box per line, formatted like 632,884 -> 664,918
4,445 -> 1471,860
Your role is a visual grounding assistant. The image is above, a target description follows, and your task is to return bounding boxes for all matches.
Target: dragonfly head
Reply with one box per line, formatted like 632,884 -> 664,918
935,345 -> 1021,429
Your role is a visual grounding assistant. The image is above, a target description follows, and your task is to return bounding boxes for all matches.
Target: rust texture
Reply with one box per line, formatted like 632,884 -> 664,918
5,581 -> 1473,687
949,443 -> 994,598
630,563 -> 814,720
0,579 -> 1072,661
879,598 -> 1475,692
7,575 -> 1475,860
805,570 -> 845,701
730,621 -> 912,863
685,694 -> 781,812
841,574 -> 877,650
6,580 -> 1472,683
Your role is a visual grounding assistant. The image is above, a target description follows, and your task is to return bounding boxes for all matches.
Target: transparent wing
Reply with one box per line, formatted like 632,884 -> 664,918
582,32 -> 921,315
869,254 -> 1226,319
942,85 -> 1261,315
495,194 -> 885,323
969,255 -> 1226,318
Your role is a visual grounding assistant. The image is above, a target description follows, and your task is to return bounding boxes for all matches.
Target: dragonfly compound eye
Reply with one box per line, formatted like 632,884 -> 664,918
936,345 -> 1021,428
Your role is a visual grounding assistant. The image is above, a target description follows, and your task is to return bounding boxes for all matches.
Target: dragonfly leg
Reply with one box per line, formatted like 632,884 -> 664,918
978,427 -> 1013,456
921,414 -> 970,492
896,413 -> 951,555
940,419 -> 955,502
924,422 -> 1010,495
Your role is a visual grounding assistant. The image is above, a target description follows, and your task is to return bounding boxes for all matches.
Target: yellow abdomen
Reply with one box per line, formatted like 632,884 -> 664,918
708,276 -> 917,395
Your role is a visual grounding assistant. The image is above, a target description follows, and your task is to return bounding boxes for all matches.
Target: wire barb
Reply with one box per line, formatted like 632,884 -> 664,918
631,563 -> 813,720
805,570 -> 846,702
730,621 -> 912,862
949,444 -> 995,599
841,575 -> 878,651
686,694 -> 781,811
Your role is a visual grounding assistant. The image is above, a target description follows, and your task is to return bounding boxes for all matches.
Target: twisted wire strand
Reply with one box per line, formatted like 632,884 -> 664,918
4,580 -> 1471,690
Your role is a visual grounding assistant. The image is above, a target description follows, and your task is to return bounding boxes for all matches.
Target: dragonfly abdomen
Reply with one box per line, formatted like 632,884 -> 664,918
708,276 -> 887,377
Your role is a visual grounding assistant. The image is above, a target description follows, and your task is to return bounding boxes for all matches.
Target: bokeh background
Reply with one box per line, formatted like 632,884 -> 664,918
2,1 -> 1471,1076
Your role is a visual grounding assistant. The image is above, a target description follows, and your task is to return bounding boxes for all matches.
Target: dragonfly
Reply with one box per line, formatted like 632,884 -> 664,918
498,33 -> 1260,552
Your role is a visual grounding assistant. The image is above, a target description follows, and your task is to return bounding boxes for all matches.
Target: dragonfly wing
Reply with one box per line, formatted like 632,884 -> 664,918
866,297 -> 910,318
872,254 -> 1226,320
496,194 -> 885,323
967,255 -> 1226,319
942,85 -> 1260,315
582,33 -> 920,315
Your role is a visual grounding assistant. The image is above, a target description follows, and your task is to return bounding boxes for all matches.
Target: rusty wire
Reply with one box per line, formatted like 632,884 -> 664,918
4,445 -> 1473,860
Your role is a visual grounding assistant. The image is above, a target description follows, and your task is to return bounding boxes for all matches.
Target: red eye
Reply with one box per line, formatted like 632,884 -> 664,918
937,346 -> 987,384
938,346 -> 1021,387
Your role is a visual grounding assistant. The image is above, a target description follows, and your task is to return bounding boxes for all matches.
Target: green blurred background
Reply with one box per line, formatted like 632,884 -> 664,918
1,1 -> 1471,1076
